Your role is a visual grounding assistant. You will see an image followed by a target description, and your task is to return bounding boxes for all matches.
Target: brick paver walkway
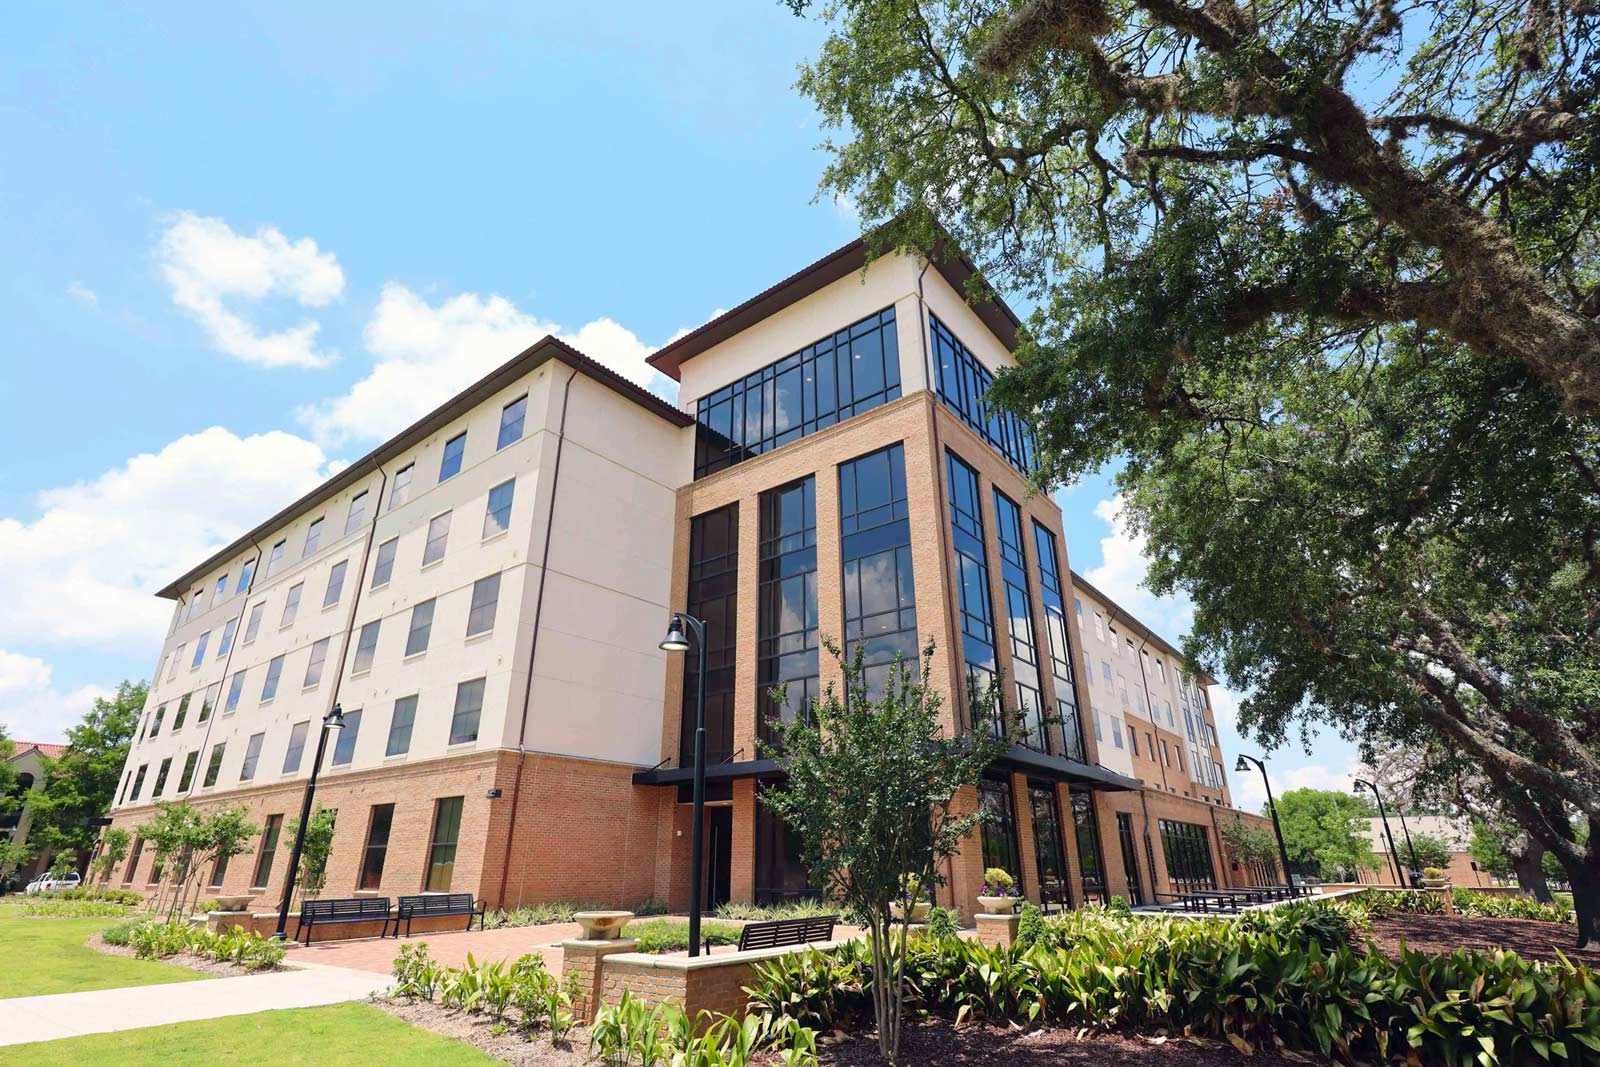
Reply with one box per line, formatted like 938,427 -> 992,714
286,920 -> 584,975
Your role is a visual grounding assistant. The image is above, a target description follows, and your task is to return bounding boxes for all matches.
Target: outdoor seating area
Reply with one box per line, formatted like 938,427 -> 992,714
1145,884 -> 1311,915
286,892 -> 486,945
705,913 -> 836,955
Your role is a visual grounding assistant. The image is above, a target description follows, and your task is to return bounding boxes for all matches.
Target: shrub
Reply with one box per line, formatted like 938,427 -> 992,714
981,867 -> 1016,897
1453,888 -> 1576,924
591,990 -> 817,1066
41,887 -> 143,906
125,920 -> 284,970
623,918 -> 742,954
714,899 -> 839,922
480,900 -> 600,930
634,898 -> 669,916
1373,889 -> 1447,915
101,919 -> 141,946
1015,902 -> 1045,950
20,900 -> 132,918
1107,895 -> 1133,917
926,906 -> 959,939
1239,900 -> 1355,953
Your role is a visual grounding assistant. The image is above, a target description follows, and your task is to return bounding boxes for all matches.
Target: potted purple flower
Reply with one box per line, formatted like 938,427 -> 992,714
890,872 -> 930,923
977,867 -> 1019,914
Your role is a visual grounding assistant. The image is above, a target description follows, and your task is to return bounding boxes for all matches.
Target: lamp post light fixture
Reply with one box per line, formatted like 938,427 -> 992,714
1393,806 -> 1423,885
273,704 -> 345,940
1235,754 -> 1296,892
659,612 -> 707,957
1354,778 -> 1408,888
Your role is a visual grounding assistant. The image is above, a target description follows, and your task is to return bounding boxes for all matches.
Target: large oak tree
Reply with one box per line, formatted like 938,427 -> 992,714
788,0 -> 1600,944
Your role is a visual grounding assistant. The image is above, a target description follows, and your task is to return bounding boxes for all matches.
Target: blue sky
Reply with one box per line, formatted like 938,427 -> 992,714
0,0 -> 1354,805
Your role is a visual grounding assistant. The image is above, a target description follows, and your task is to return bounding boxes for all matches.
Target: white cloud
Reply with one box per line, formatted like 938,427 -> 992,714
298,284 -> 682,445
0,651 -> 110,745
158,211 -> 345,368
66,281 -> 98,308
1231,759 -> 1359,813
0,427 -> 332,649
1084,493 -> 1194,641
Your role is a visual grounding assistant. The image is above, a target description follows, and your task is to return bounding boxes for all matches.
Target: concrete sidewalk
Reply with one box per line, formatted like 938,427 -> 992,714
0,962 -> 386,1047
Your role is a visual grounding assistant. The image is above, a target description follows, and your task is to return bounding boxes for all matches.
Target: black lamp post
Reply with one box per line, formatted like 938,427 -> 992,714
1393,806 -> 1423,883
1235,754 -> 1296,892
273,705 -> 345,940
1354,778 -> 1407,888
659,613 -> 707,958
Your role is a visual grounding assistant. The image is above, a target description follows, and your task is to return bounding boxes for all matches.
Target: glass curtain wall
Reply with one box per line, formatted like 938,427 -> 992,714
839,444 -> 919,698
682,504 -> 739,764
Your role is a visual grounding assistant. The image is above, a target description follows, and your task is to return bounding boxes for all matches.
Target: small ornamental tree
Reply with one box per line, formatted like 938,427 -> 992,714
1407,832 -> 1454,872
1220,817 -> 1280,884
761,637 -> 1007,1063
138,802 -> 206,919
286,805 -> 337,903
0,837 -> 35,879
93,827 -> 132,884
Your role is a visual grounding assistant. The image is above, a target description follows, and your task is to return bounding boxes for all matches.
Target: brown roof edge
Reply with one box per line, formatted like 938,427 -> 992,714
646,230 -> 1024,382
1067,569 -> 1218,687
155,336 -> 692,600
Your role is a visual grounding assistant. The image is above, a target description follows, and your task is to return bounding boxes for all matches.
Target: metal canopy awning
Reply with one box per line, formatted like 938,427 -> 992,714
631,758 -> 781,787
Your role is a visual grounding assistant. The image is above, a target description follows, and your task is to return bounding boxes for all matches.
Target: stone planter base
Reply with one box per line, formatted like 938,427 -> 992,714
975,913 -> 1020,949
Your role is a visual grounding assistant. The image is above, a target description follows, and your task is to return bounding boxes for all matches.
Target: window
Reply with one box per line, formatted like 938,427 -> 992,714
240,733 -> 265,781
386,695 -> 417,756
497,395 -> 527,450
211,575 -> 229,609
266,539 -> 286,577
930,313 -> 1035,474
757,478 -> 817,745
1111,718 -> 1125,749
303,516 -> 325,557
353,621 -> 380,674
210,851 -> 229,888
1160,819 -> 1218,891
177,751 -> 198,792
129,764 -> 148,800
405,599 -> 435,656
1070,789 -> 1108,903
978,776 -> 1022,891
465,573 -> 501,636
483,479 -> 515,538
260,655 -> 285,702
251,814 -> 282,887
199,682 -> 220,723
283,721 -> 310,773
1032,521 -> 1086,759
173,692 -> 190,731
839,444 -> 918,700
995,491 -> 1046,749
153,757 -> 172,797
224,671 -> 246,714
947,452 -> 1000,736
344,490 -> 369,536
359,804 -> 395,890
422,512 -> 451,566
148,704 -> 166,738
187,589 -> 205,621
333,709 -> 361,765
167,648 -> 183,682
1029,783 -> 1071,907
243,602 -> 265,644
389,464 -> 414,510
323,560 -> 347,608
371,537 -> 398,588
439,431 -> 467,481
218,616 -> 238,657
693,306 -> 899,477
424,797 -> 465,891
1128,729 -> 1139,756
304,638 -> 331,688
281,583 -> 303,627
1094,612 -> 1105,642
203,743 -> 225,787
680,504 -> 738,764
1116,811 -> 1147,906
191,632 -> 210,667
124,837 -> 144,882
236,558 -> 255,594
449,678 -> 485,745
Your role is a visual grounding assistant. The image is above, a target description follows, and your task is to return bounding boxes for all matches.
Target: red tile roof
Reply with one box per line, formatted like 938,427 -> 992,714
10,742 -> 67,760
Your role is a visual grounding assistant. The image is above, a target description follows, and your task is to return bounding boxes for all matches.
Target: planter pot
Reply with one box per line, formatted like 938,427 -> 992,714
890,901 -> 931,923
977,895 -> 1018,914
1421,878 -> 1449,889
573,910 -> 634,940
208,893 -> 256,912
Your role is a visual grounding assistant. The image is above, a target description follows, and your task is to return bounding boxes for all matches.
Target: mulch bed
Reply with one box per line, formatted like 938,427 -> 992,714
1363,914 -> 1598,966
812,1018 -> 1306,1066
87,930 -> 285,978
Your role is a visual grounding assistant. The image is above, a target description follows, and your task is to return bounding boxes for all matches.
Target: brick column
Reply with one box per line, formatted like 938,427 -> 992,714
1010,773 -> 1040,904
561,938 -> 640,1022
732,779 -> 756,905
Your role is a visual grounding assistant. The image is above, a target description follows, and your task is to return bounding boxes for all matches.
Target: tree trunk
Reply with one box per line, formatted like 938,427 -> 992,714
1567,858 -> 1599,952
1512,841 -> 1554,903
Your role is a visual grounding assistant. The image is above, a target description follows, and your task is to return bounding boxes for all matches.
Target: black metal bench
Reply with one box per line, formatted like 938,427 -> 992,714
708,914 -> 837,955
394,892 -> 487,937
294,896 -> 394,944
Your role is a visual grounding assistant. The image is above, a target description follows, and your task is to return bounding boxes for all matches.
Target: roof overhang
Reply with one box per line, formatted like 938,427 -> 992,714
995,745 -> 1145,791
156,336 -> 692,600
645,234 -> 1023,382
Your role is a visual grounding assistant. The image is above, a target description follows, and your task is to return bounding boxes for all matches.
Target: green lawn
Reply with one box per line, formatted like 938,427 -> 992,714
0,901 -> 204,998
5,1003 -> 496,1065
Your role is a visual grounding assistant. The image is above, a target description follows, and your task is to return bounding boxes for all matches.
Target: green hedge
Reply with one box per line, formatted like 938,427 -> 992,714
1454,889 -> 1576,924
748,904 -> 1600,1065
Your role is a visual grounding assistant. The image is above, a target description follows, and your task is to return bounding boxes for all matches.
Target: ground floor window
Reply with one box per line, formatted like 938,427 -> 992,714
1069,789 -> 1107,904
1028,782 -> 1070,909
124,837 -> 144,884
360,803 -> 394,890
978,776 -> 1022,890
252,814 -> 282,889
754,795 -> 814,905
210,852 -> 229,888
425,797 -> 464,892
1159,819 -> 1218,892
1115,811 -> 1145,906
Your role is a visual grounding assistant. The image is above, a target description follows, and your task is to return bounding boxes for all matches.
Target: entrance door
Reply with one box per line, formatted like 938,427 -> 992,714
704,807 -> 733,909
1116,812 -> 1145,906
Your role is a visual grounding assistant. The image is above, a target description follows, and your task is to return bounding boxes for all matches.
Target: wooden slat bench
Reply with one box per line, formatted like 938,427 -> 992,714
708,914 -> 837,955
294,896 -> 394,945
394,892 -> 487,937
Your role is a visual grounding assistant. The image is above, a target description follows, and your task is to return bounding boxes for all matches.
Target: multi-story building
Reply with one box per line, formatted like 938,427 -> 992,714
2,740 -> 67,885
105,236 -> 1271,917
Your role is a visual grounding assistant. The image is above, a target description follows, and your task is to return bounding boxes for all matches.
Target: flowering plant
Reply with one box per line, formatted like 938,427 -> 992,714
981,867 -> 1017,897
897,872 -> 923,905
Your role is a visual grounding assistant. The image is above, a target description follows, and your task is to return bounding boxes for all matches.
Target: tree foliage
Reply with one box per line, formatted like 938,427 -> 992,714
1219,815 -> 1281,881
285,804 -> 337,902
1273,787 -> 1380,880
1406,832 -> 1454,871
760,638 -> 1006,1062
790,0 -> 1600,948
26,681 -> 143,858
